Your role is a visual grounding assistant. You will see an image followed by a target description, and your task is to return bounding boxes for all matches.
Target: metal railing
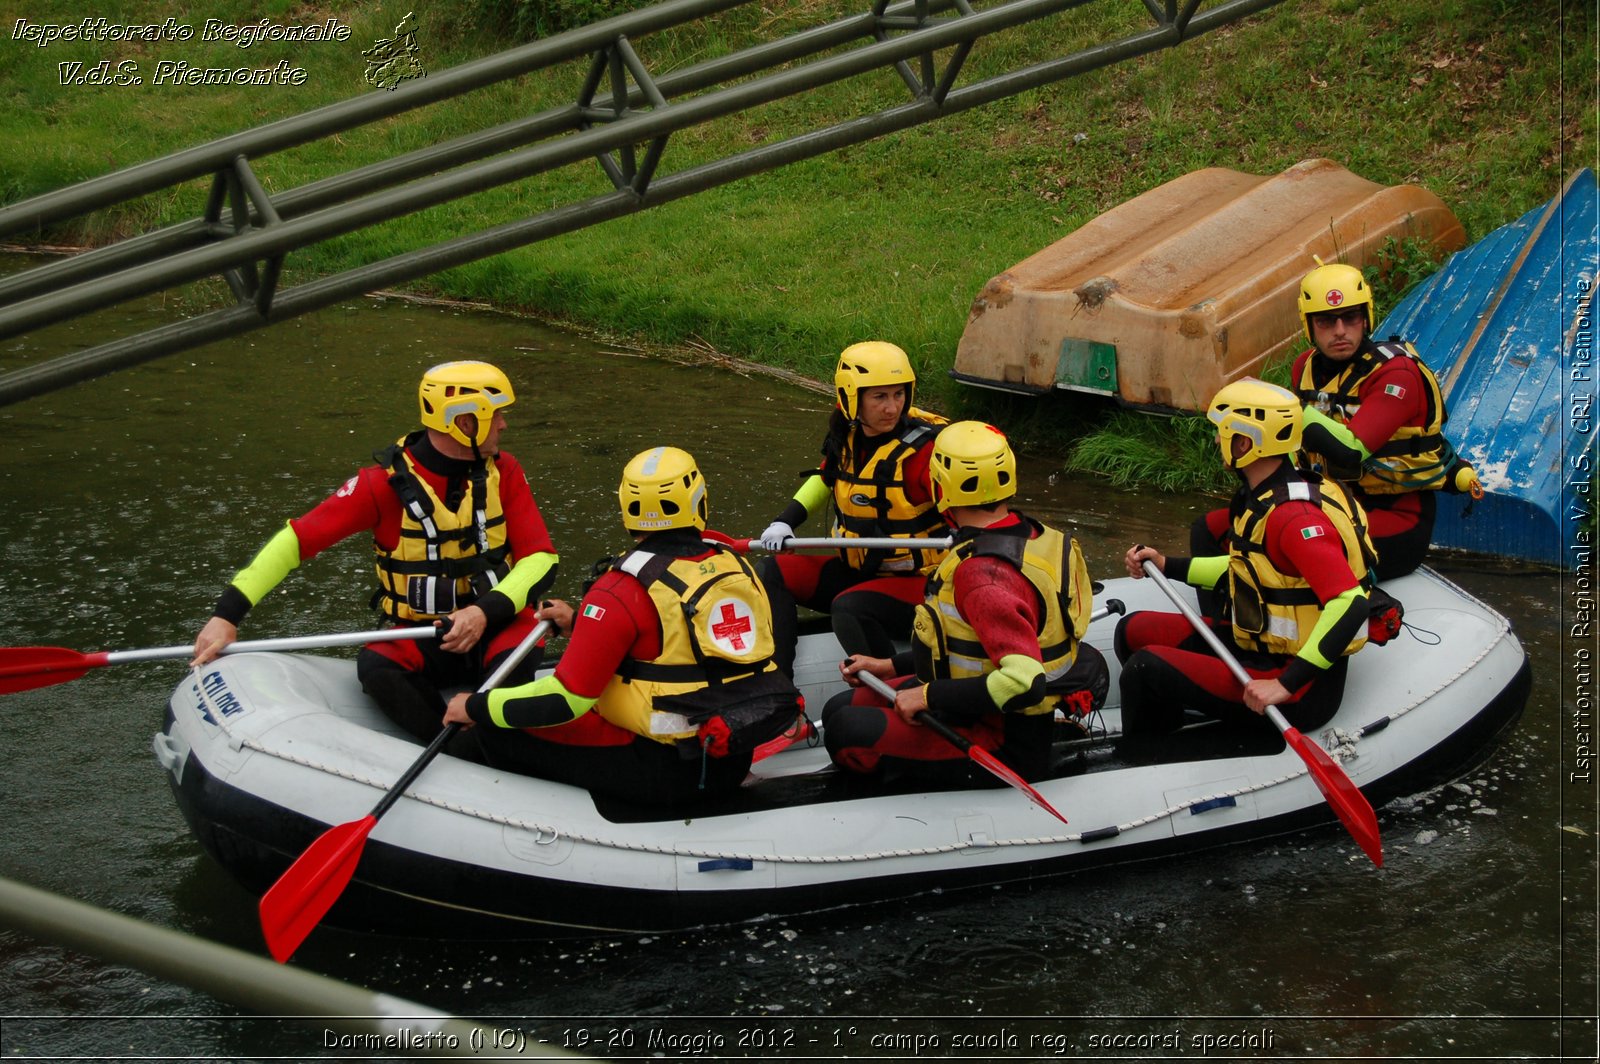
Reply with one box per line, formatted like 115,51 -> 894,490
0,0 -> 1285,406
0,875 -> 583,1058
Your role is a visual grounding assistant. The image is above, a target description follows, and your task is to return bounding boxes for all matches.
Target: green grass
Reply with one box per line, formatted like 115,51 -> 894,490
1066,410 -> 1235,494
1,0 -> 1593,485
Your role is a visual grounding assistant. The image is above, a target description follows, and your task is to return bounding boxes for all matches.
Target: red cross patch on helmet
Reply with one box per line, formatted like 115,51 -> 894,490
1326,289 -> 1345,306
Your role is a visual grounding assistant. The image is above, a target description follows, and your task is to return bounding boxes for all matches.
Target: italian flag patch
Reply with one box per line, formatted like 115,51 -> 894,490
1384,383 -> 1407,399
581,604 -> 606,621
1300,525 -> 1326,540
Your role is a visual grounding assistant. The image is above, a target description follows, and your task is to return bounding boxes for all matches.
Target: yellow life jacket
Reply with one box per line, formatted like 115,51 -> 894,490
596,546 -> 781,745
1227,470 -> 1374,657
912,516 -> 1089,717
829,411 -> 949,574
1295,339 -> 1456,495
371,432 -> 510,622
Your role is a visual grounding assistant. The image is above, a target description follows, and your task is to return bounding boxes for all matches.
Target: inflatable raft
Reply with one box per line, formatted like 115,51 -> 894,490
154,568 -> 1529,938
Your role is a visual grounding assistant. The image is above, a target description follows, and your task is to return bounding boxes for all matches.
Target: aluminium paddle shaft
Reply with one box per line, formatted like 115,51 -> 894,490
368,620 -> 551,821
113,625 -> 440,665
0,626 -> 445,696
776,536 -> 953,551
705,534 -> 954,553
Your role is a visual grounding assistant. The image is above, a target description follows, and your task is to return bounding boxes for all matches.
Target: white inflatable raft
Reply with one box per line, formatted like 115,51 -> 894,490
154,568 -> 1529,937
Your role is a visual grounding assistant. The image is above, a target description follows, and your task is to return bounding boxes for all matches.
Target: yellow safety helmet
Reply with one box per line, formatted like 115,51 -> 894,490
834,341 -> 915,421
418,361 -> 515,448
619,446 -> 708,532
929,421 -> 1016,512
1208,378 -> 1303,470
1298,262 -> 1374,344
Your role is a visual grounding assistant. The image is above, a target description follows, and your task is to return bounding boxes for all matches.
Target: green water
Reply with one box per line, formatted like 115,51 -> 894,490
0,270 -> 1588,1060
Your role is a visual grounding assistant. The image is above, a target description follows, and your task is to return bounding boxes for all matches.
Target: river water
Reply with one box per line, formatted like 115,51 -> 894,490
0,267 -> 1592,1060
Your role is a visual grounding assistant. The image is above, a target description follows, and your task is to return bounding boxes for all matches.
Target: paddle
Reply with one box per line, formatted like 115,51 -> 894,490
747,600 -> 1123,769
855,670 -> 1069,824
0,627 -> 442,696
751,710 -> 817,763
1090,600 -> 1125,625
1139,559 -> 1383,867
705,532 -> 953,554
258,619 -> 554,963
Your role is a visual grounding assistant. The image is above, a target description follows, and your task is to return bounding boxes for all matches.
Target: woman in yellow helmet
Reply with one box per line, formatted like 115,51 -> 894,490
757,341 -> 948,657
823,422 -> 1105,786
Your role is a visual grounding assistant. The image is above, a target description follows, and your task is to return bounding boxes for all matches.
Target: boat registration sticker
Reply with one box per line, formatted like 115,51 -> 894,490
193,671 -> 247,725
704,598 -> 758,655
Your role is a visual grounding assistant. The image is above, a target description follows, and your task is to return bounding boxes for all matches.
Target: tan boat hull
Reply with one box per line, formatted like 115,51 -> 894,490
953,158 -> 1465,412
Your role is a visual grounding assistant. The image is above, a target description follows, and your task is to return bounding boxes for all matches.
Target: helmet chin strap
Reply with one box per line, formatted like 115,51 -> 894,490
1222,432 -> 1253,473
460,413 -> 488,461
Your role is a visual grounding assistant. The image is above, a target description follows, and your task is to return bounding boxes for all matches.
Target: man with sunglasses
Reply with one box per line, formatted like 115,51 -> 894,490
1283,261 -> 1478,578
1192,262 -> 1478,582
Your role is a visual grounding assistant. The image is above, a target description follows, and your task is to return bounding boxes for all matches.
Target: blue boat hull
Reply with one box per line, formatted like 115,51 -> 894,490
1380,168 -> 1597,567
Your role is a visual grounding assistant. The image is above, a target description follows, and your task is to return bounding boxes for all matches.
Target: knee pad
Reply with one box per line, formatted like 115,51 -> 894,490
358,653 -> 445,741
821,697 -> 889,760
1116,651 -> 1158,708
1113,614 -> 1137,664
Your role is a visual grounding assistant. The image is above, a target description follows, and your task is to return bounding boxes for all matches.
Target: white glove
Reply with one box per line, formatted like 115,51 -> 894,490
759,521 -> 794,551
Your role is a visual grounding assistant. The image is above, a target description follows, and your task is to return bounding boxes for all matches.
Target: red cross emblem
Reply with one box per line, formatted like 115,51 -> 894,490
710,601 -> 754,652
1326,289 -> 1345,306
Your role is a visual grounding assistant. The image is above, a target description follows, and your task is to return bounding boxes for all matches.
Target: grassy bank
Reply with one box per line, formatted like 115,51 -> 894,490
2,0 -> 1593,478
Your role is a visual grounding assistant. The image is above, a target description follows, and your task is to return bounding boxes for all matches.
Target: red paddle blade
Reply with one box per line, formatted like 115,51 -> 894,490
1283,728 -> 1383,867
259,815 -> 376,962
700,529 -> 751,553
752,711 -> 816,763
0,647 -> 106,694
967,746 -> 1069,824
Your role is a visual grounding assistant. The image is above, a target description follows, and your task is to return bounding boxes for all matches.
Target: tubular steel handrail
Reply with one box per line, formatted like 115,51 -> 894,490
0,0 -> 1285,407
0,875 -> 580,1058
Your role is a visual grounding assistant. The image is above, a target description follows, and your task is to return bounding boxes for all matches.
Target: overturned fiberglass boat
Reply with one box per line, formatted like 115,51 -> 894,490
154,567 -> 1529,938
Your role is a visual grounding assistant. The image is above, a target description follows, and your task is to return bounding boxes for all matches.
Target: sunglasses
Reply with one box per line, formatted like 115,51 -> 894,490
1313,309 -> 1367,329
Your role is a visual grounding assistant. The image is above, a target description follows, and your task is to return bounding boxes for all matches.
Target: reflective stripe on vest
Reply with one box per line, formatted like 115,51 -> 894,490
1295,339 -> 1455,495
1227,471 -> 1373,657
829,417 -> 947,573
913,517 -> 1085,716
599,547 -> 779,744
371,433 -> 509,622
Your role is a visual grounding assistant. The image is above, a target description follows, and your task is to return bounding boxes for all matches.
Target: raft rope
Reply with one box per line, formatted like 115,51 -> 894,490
188,571 -> 1509,866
